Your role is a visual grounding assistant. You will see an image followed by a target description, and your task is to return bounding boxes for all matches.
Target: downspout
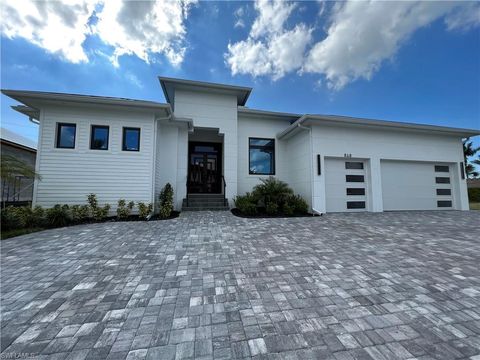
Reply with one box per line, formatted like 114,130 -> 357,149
29,117 -> 40,125
297,123 -> 323,216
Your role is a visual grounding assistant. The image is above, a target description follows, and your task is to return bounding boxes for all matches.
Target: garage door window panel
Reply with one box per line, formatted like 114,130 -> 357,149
346,188 -> 365,195
435,177 -> 450,184
346,175 -> 364,182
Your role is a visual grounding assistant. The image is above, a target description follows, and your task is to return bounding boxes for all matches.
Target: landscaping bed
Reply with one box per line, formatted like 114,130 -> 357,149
231,208 -> 317,218
233,176 -> 311,218
1,183 -> 178,240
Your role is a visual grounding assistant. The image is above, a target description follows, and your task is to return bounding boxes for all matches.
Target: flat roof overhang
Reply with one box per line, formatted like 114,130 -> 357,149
277,114 -> 480,139
159,76 -> 252,107
2,89 -> 173,119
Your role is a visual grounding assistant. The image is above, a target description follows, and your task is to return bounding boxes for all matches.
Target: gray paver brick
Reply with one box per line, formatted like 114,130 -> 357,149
1,211 -> 479,359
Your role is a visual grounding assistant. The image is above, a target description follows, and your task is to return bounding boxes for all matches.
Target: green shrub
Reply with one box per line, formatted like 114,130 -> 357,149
286,194 -> 309,214
468,188 -> 480,202
234,193 -> 257,215
117,199 -> 134,220
283,202 -> 294,216
1,206 -> 23,230
1,205 -> 45,231
138,202 -> 153,220
71,204 -> 90,223
266,202 -> 279,215
87,193 -> 110,221
252,176 -> 293,208
31,205 -> 46,227
46,205 -> 71,228
158,183 -> 174,219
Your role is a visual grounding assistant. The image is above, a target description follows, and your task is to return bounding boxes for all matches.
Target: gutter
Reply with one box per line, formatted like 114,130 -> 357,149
156,114 -> 194,133
276,115 -> 308,139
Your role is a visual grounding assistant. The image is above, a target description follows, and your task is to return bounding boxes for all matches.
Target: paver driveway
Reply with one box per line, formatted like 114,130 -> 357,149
1,211 -> 480,360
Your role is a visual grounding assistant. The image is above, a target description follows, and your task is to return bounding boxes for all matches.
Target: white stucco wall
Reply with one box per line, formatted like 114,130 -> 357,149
285,130 -> 312,208
155,123 -> 179,209
173,90 -> 238,203
308,124 -> 469,212
34,105 -> 155,210
237,115 -> 291,197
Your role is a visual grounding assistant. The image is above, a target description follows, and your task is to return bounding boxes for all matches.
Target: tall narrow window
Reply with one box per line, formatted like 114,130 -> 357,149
90,125 -> 109,150
122,127 -> 140,151
249,138 -> 275,175
56,123 -> 76,149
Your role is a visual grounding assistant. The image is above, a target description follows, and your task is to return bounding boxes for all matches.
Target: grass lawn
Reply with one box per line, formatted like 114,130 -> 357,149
1,228 -> 45,240
470,202 -> 480,210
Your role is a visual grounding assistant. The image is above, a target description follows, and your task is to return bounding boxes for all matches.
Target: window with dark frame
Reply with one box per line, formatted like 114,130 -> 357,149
249,138 -> 275,175
56,123 -> 76,149
122,127 -> 141,151
90,125 -> 109,150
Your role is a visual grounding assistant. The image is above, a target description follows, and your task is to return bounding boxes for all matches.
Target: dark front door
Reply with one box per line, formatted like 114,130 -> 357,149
188,142 -> 222,194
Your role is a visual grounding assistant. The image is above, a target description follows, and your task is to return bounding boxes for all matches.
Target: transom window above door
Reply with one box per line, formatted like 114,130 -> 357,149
249,138 -> 275,175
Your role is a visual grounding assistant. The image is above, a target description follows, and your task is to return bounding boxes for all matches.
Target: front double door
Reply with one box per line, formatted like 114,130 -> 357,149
188,142 -> 222,194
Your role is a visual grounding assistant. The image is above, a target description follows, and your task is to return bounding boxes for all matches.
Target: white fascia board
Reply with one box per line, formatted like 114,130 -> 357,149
277,114 -> 480,139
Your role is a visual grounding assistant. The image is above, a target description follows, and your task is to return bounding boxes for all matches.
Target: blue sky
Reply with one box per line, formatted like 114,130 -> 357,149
1,1 -> 479,151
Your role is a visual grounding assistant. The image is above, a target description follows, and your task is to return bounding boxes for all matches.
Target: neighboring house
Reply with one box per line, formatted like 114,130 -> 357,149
2,77 -> 479,213
1,127 -> 37,206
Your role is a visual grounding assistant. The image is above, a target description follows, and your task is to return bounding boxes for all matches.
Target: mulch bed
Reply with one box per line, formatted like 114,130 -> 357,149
231,208 -> 320,219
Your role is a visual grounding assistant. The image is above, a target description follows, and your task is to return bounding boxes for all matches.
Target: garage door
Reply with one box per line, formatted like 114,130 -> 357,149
381,160 -> 454,211
325,158 -> 368,212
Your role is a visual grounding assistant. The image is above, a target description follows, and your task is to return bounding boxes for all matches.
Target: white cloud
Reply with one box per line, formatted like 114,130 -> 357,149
226,0 -> 480,90
94,0 -> 196,67
234,6 -> 245,29
1,0 -> 95,63
303,1 -> 474,90
225,1 -> 312,80
1,0 -> 196,67
125,71 -> 143,88
250,0 -> 296,38
445,2 -> 480,31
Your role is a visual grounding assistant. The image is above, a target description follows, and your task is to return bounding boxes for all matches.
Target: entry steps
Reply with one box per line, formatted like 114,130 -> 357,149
182,194 -> 229,211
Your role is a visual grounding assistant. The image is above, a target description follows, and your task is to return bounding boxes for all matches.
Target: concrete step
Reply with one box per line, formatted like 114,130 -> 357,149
182,206 -> 230,211
183,199 -> 227,206
182,197 -> 229,211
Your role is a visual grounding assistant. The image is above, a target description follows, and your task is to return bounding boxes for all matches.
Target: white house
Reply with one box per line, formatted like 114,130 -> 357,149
2,77 -> 478,213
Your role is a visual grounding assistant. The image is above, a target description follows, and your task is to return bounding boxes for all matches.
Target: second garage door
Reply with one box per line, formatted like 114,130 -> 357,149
381,160 -> 454,211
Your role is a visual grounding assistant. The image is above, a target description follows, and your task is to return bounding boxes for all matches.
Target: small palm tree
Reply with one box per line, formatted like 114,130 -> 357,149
1,154 -> 41,182
463,139 -> 480,178
252,176 -> 293,206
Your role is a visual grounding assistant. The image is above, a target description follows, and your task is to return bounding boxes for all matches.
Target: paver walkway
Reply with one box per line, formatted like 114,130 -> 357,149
1,210 -> 480,359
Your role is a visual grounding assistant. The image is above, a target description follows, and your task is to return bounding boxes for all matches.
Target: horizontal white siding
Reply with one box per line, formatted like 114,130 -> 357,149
35,105 -> 155,209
